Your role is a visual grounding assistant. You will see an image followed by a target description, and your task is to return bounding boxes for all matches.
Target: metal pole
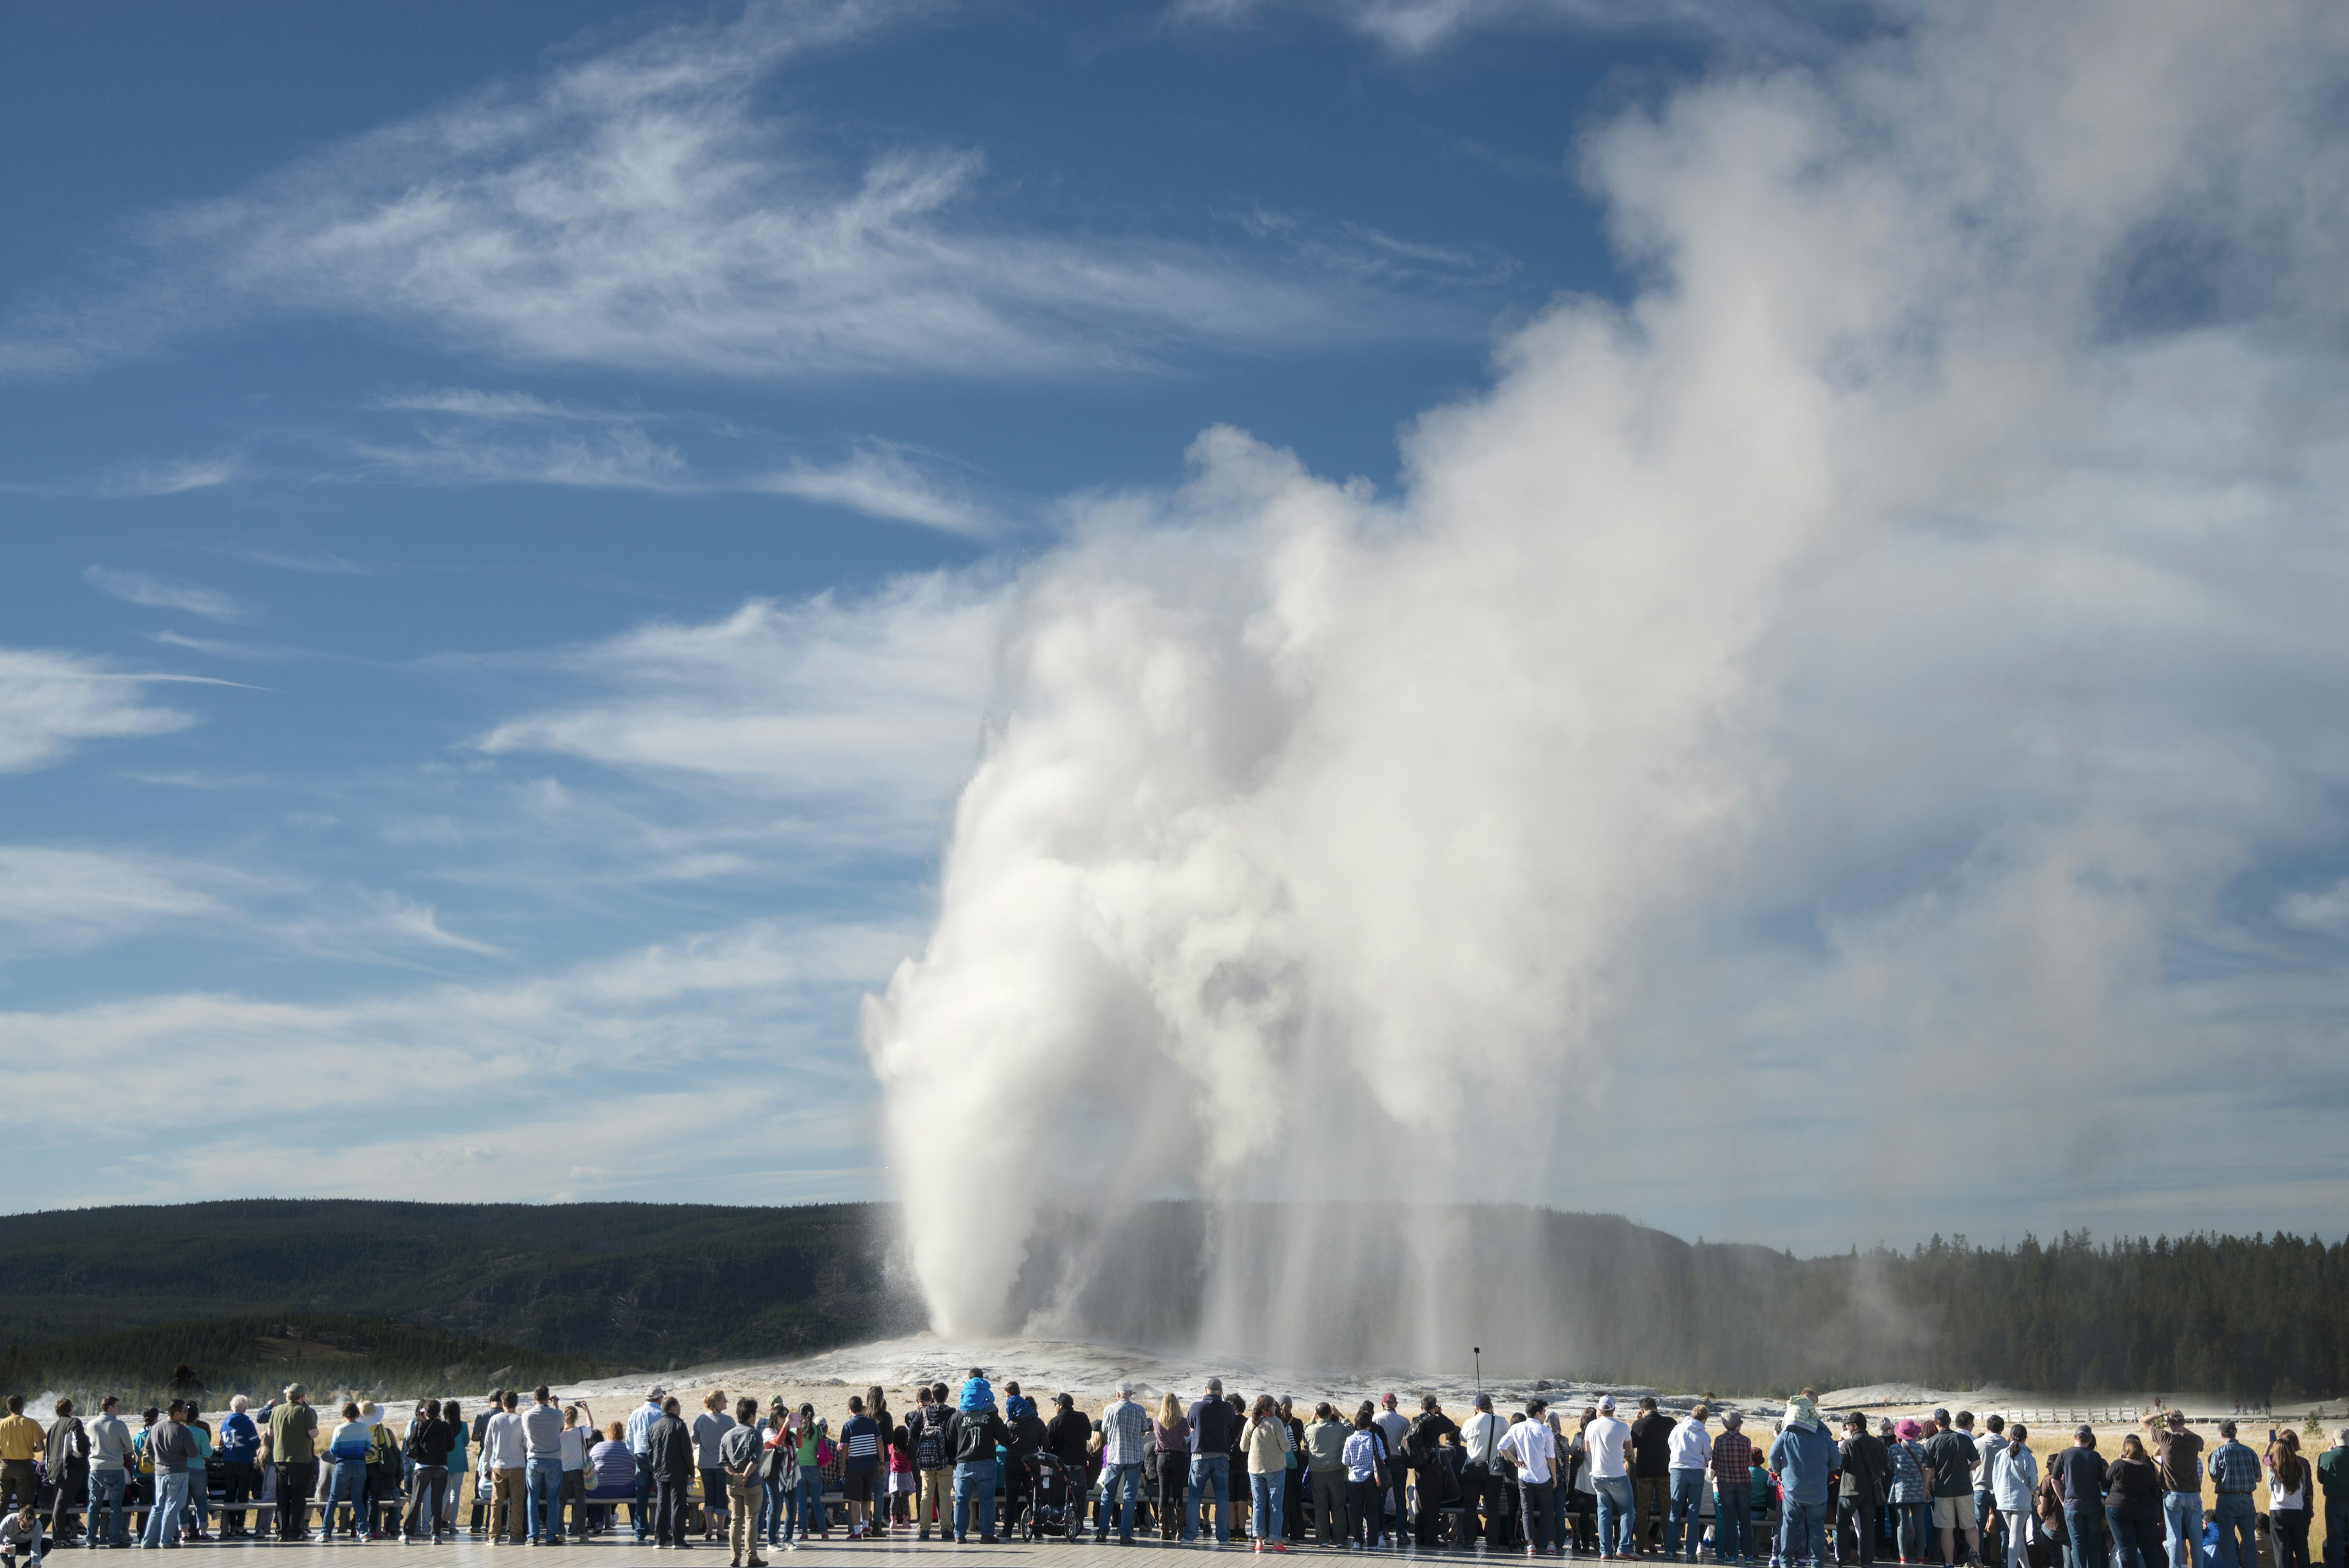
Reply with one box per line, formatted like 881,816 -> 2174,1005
1474,1347 -> 1482,1395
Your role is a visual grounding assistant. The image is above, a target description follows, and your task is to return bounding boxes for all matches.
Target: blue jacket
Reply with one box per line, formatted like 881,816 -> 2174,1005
1770,1423 -> 1840,1506
957,1378 -> 995,1413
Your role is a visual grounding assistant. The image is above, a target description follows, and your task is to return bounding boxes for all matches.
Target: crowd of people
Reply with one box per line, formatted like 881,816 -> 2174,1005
0,1377 -> 2340,1568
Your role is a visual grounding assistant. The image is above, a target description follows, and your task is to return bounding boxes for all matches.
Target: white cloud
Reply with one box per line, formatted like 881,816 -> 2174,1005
0,4 -> 1425,383
477,574 -> 1001,841
751,445 -> 990,533
1173,0 -> 1833,54
0,647 -> 201,772
0,847 -> 229,953
0,918 -> 905,1205
2277,879 -> 2349,931
85,565 -> 251,622
0,453 -> 242,499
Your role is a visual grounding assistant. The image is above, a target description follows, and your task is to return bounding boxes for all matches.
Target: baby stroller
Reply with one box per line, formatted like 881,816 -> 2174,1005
1019,1454 -> 1076,1541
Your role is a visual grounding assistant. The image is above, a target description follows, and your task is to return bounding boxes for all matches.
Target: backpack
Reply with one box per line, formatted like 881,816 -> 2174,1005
914,1411 -> 950,1471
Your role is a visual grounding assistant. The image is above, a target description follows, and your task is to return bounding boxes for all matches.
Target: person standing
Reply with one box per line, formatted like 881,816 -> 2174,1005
947,1386 -> 1011,1545
1712,1413 -> 1756,1566
1770,1397 -> 1839,1568
1837,1412 -> 1888,1568
42,1401 -> 87,1548
0,1399 -> 42,1520
1186,1380 -> 1236,1546
695,1392 -> 740,1545
792,1405 -> 828,1543
1920,1410 -> 1980,1568
1991,1430 -> 2036,1568
214,1396 -> 259,1540
1244,1396 -> 1294,1553
403,1399 -> 456,1543
521,1386 -> 568,1548
647,1396 -> 697,1551
480,1390 -> 529,1545
1501,1399 -> 1560,1557
626,1388 -> 668,1547
719,1398 -> 768,1568
1667,1404 -> 1713,1562
1296,1404 -> 1345,1550
560,1403 -> 593,1541
2316,1429 -> 2347,1568
1974,1418 -> 2008,1560
85,1398 -> 133,1550
2205,1421 -> 2260,1568
269,1386 -> 319,1543
905,1386 -> 950,1544
2151,1413 -> 2204,1568
837,1395 -> 880,1541
139,1403 -> 195,1550
2265,1432 -> 2314,1568
1343,1411 -> 1387,1550
1152,1394 -> 1193,1543
1097,1383 -> 1151,1545
2104,1433 -> 2164,1568
1630,1399 -> 1678,1558
2047,1427 -> 2107,1568
1457,1396 -> 1507,1548
1589,1397 -> 1637,1562
1369,1395 -> 1411,1548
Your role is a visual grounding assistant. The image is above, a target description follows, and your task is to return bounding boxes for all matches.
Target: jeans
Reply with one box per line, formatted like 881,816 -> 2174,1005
1598,1477 -> 1637,1558
2111,1507 -> 2165,1568
1186,1452 -> 1230,1543
2162,1493 -> 2204,1568
2210,1495 -> 2255,1568
1520,1479 -> 1557,1553
1383,1465 -> 1409,1544
632,1455 -> 655,1541
2064,1507 -> 2105,1568
1099,1461 -> 1142,1539
406,1466 -> 449,1539
1668,1469 -> 1706,1558
141,1471 -> 190,1549
763,1473 -> 796,1543
1898,1501 -> 1932,1563
952,1460 -> 996,1541
1781,1499 -> 1830,1568
89,1470 -> 131,1548
1717,1485 -> 1751,1562
1251,1472 -> 1285,1541
798,1468 -> 826,1537
527,1458 -> 565,1544
325,1460 -> 368,1538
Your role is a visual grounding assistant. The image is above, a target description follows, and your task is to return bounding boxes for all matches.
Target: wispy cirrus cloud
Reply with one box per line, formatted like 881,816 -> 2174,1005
1171,0 -> 1843,54
86,565 -> 253,622
0,2 -> 1441,385
750,444 -> 990,533
0,452 -> 243,500
0,647 -> 209,772
477,574 -> 1000,844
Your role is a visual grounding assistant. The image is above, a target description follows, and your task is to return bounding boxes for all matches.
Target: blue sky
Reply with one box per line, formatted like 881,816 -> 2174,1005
6,0 -> 2347,1258
0,0 -> 1691,1207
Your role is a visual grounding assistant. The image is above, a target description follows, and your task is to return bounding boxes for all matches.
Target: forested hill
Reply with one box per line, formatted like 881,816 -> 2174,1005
0,1199 -> 923,1367
1,1202 -> 2340,1400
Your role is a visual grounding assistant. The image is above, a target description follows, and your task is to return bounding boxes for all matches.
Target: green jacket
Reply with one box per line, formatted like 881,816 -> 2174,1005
2318,1446 -> 2347,1498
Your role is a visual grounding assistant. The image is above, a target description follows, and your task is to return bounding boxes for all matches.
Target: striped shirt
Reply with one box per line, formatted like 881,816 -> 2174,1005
1100,1399 -> 1152,1466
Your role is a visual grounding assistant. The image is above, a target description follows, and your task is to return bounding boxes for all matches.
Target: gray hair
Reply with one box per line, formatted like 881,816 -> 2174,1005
1117,1381 -> 1135,1397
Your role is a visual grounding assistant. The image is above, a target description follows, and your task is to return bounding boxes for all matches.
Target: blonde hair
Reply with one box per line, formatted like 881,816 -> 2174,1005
1159,1392 -> 1183,1426
703,1390 -> 725,1412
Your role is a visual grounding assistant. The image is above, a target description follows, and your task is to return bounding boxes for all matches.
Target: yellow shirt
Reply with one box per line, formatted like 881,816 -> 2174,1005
0,1413 -> 45,1462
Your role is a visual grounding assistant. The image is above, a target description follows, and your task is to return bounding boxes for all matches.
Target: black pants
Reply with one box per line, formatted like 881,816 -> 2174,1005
1520,1480 -> 1556,1553
49,1463 -> 87,1542
1839,1496 -> 1878,1565
0,1462 -> 35,1518
217,1460 -> 258,1537
405,1466 -> 448,1539
277,1462 -> 317,1539
1152,1452 -> 1187,1539
654,1476 -> 691,1547
1348,1480 -> 1383,1547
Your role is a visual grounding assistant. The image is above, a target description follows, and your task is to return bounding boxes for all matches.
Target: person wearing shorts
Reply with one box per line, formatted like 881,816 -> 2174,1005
839,1398 -> 881,1541
1921,1411 -> 1982,1568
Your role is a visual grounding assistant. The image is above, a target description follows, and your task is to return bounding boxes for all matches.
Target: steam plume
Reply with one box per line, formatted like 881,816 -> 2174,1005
864,0 -> 2349,1347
